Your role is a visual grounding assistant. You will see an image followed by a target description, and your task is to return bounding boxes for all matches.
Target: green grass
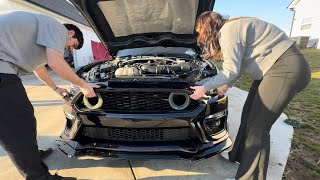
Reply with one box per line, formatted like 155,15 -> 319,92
214,49 -> 320,179
302,158 -> 320,177
299,136 -> 320,156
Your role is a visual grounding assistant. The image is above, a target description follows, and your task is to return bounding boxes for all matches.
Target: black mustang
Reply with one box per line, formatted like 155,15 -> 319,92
57,0 -> 232,161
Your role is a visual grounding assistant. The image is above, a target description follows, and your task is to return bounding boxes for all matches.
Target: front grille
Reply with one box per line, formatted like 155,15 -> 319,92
97,91 -> 199,112
101,92 -> 169,111
80,126 -> 196,142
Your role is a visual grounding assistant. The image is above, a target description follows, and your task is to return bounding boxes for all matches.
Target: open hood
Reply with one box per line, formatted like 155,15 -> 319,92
70,0 -> 215,56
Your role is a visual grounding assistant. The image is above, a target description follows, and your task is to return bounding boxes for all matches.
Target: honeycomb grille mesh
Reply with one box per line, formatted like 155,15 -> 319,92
97,91 -> 199,112
81,126 -> 196,142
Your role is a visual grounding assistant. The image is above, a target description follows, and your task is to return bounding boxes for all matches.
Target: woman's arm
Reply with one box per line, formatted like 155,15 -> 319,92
203,42 -> 244,91
190,42 -> 244,100
190,21 -> 246,100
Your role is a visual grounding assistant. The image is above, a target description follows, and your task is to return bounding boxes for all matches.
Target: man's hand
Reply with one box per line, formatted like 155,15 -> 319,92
189,86 -> 207,100
80,83 -> 100,98
216,84 -> 229,96
46,48 -> 100,97
54,87 -> 70,97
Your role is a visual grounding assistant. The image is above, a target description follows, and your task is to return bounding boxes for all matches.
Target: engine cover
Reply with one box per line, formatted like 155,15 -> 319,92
115,66 -> 140,77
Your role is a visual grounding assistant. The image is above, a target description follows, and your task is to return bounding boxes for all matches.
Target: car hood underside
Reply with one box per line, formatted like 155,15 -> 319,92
69,0 -> 215,56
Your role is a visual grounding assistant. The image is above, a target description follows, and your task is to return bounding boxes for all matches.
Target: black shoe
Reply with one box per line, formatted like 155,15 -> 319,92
50,173 -> 77,180
39,148 -> 53,159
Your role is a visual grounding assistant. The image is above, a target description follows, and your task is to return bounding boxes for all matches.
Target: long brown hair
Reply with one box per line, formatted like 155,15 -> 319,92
196,11 -> 226,60
196,12 -> 243,61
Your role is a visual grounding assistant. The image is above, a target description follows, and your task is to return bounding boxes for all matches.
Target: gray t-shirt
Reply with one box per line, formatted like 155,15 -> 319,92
0,11 -> 68,75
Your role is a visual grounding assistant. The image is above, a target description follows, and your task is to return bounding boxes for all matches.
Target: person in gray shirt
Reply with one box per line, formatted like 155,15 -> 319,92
0,11 -> 99,180
190,12 -> 310,180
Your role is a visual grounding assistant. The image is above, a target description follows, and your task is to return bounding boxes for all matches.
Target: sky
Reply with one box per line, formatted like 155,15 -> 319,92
213,0 -> 294,33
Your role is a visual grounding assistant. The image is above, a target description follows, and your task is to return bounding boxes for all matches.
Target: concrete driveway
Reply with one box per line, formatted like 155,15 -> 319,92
0,72 -> 293,180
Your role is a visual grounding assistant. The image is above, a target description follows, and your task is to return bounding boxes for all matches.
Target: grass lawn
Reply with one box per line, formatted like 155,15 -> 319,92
227,49 -> 320,180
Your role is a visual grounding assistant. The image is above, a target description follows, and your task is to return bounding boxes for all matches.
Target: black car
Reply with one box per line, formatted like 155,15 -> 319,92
57,0 -> 232,161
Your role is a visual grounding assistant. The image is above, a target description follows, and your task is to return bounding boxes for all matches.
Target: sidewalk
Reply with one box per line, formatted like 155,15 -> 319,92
0,73 -> 293,180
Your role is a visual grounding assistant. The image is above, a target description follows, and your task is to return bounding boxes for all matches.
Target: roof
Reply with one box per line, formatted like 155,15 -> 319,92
24,0 -> 90,27
288,0 -> 301,10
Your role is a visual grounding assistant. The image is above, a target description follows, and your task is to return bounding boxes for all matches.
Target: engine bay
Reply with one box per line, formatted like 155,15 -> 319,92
79,56 -> 218,83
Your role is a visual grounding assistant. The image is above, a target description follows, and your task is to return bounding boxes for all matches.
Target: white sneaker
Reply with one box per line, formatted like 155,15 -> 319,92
220,150 -> 229,160
220,151 -> 240,164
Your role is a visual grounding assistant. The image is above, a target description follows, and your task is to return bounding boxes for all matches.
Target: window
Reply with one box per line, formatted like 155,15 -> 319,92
301,17 -> 313,30
301,24 -> 312,30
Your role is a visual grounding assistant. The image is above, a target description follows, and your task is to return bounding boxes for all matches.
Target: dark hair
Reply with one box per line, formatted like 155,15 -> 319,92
63,23 -> 84,49
196,11 -> 227,61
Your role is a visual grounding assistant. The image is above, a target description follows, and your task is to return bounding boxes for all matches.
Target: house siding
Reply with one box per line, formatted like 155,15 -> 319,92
289,0 -> 320,49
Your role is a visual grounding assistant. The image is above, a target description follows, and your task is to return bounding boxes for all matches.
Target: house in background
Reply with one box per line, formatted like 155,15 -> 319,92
288,0 -> 320,49
0,0 -> 109,68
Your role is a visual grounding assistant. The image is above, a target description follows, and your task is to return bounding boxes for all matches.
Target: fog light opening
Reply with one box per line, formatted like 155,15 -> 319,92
65,118 -> 74,132
64,113 -> 76,132
205,119 -> 221,130
204,111 -> 227,134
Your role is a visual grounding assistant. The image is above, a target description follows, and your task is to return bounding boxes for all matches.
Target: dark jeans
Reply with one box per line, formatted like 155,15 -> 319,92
229,44 -> 311,180
0,73 -> 50,180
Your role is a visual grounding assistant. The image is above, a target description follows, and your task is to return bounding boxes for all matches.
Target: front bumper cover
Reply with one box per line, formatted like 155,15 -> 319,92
56,133 -> 232,161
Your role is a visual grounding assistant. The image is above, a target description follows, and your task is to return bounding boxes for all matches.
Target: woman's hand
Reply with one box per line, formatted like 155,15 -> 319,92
189,86 -> 207,100
216,84 -> 229,96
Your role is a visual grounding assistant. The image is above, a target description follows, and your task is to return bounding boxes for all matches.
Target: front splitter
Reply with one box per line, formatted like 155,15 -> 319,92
56,137 -> 232,161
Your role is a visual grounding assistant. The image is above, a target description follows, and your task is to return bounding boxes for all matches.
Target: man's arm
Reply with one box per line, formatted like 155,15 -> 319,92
34,65 -> 57,90
34,65 -> 69,97
46,47 -> 99,97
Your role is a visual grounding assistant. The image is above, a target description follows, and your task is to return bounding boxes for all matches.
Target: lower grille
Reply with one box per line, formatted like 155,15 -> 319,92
80,126 -> 196,142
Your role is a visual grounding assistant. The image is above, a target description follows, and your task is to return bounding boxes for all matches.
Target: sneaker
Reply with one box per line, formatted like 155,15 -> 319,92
39,148 -> 53,159
220,151 -> 240,164
220,151 -> 229,160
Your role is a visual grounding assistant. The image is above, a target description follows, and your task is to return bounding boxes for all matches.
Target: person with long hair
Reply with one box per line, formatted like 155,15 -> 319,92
190,11 -> 311,180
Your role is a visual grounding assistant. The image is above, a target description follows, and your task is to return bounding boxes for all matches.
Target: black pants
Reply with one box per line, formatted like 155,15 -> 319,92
0,73 -> 50,180
229,45 -> 311,180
